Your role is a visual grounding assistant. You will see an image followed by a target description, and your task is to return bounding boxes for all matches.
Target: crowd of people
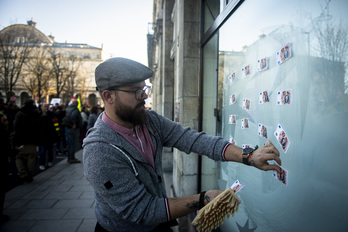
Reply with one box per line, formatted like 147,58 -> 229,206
0,97 -> 103,224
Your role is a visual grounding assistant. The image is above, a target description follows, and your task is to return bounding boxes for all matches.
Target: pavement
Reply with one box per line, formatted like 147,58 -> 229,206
0,149 -> 176,232
1,149 -> 96,232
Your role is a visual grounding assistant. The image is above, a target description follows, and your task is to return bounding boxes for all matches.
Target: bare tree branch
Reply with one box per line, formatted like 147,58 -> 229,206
0,27 -> 37,102
24,46 -> 51,103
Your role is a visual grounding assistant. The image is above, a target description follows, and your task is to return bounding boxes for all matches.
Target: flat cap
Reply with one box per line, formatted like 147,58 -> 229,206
95,57 -> 153,91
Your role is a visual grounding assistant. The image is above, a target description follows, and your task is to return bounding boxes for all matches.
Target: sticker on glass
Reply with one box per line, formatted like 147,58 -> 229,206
257,57 -> 268,71
228,73 -> 236,84
274,123 -> 290,153
259,90 -> 270,104
241,118 -> 249,129
228,115 -> 236,125
258,123 -> 268,139
276,43 -> 292,65
276,90 -> 292,105
231,180 -> 244,193
242,65 -> 251,78
242,144 -> 251,149
273,163 -> 288,186
242,98 -> 251,111
229,94 -> 236,105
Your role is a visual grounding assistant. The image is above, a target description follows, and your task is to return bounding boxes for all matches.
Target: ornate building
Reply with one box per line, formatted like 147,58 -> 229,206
0,20 -> 102,107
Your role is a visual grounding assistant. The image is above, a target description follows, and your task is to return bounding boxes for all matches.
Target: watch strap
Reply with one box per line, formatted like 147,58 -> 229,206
199,191 -> 206,209
242,155 -> 250,165
242,145 -> 259,166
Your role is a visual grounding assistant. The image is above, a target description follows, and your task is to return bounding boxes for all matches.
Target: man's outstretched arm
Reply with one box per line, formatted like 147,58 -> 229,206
167,141 -> 281,220
224,140 -> 282,173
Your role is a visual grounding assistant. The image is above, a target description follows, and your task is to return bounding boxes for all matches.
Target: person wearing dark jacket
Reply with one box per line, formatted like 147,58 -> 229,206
38,103 -> 59,170
0,114 -> 11,223
87,105 -> 98,130
54,104 -> 67,154
65,100 -> 82,163
13,99 -> 40,183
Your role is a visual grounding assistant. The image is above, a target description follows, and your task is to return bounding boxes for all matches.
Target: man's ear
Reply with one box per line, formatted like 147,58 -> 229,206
102,90 -> 114,104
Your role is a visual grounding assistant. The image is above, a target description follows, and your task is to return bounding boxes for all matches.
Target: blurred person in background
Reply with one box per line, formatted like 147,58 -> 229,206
13,99 -> 40,183
0,114 -> 11,223
87,105 -> 99,130
38,103 -> 59,171
0,99 -> 5,115
4,101 -> 19,133
80,105 -> 89,144
55,104 -> 67,155
97,106 -> 104,116
64,100 -> 82,163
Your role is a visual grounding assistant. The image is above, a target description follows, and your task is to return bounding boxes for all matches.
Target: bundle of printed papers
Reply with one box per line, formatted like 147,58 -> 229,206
192,180 -> 243,232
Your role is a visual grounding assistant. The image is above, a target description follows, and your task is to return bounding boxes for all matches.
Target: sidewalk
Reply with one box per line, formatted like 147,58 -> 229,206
1,149 -> 176,232
1,149 -> 96,232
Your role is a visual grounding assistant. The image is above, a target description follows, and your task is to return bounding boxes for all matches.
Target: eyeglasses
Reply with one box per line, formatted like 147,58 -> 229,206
111,85 -> 152,100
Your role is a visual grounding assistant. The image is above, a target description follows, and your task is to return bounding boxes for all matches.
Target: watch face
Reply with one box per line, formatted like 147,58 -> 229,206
243,147 -> 254,154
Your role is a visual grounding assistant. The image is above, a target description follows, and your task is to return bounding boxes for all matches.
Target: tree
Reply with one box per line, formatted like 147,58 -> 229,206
64,55 -> 82,98
23,46 -> 51,103
48,49 -> 69,98
0,27 -> 35,102
311,0 -> 348,95
312,0 -> 348,63
77,66 -> 95,104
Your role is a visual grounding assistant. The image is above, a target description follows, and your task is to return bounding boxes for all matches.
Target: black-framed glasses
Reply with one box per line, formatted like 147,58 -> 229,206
111,85 -> 151,100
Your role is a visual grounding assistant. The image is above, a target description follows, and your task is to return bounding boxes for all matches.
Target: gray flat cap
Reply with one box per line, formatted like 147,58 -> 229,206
95,57 -> 153,91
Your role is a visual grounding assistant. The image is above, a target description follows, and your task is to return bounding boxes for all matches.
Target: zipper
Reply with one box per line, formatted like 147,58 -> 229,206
112,143 -> 162,185
145,125 -> 163,184
135,127 -> 144,153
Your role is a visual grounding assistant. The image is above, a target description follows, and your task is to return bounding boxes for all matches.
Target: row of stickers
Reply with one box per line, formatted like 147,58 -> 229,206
228,121 -> 290,154
226,43 -> 292,186
229,89 -> 292,107
228,43 -> 292,84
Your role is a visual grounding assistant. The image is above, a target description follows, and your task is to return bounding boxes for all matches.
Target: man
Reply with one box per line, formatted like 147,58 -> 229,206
38,103 -> 59,170
64,100 -> 82,163
83,58 -> 281,232
87,105 -> 99,130
0,114 -> 11,223
13,99 -> 41,183
54,104 -> 68,155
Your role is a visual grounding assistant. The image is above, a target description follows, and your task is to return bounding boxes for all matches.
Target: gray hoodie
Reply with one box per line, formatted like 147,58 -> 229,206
83,110 -> 229,231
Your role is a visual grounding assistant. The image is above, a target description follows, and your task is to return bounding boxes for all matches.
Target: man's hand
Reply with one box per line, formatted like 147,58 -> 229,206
249,141 -> 281,173
204,190 -> 224,205
224,140 -> 282,173
168,189 -> 224,220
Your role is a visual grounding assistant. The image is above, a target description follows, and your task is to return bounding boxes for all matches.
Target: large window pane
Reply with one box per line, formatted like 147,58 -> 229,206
206,0 -> 348,231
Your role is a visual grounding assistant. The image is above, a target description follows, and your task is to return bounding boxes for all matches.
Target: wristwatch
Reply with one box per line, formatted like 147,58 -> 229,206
242,147 -> 254,165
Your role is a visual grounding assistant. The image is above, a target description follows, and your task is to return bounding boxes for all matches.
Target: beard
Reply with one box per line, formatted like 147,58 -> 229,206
114,98 -> 147,126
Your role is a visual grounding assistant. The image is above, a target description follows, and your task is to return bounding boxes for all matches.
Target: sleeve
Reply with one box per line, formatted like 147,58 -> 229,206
149,110 -> 229,161
83,141 -> 169,226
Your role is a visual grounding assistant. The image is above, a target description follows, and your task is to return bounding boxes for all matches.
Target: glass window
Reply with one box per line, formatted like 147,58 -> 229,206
202,0 -> 348,231
203,0 -> 221,33
201,33 -> 220,190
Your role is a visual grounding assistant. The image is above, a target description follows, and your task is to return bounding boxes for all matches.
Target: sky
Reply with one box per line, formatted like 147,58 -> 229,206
0,0 -> 153,65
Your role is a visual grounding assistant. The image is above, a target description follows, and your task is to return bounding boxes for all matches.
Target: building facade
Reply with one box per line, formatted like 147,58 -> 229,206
149,0 -> 348,231
0,20 -> 102,107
